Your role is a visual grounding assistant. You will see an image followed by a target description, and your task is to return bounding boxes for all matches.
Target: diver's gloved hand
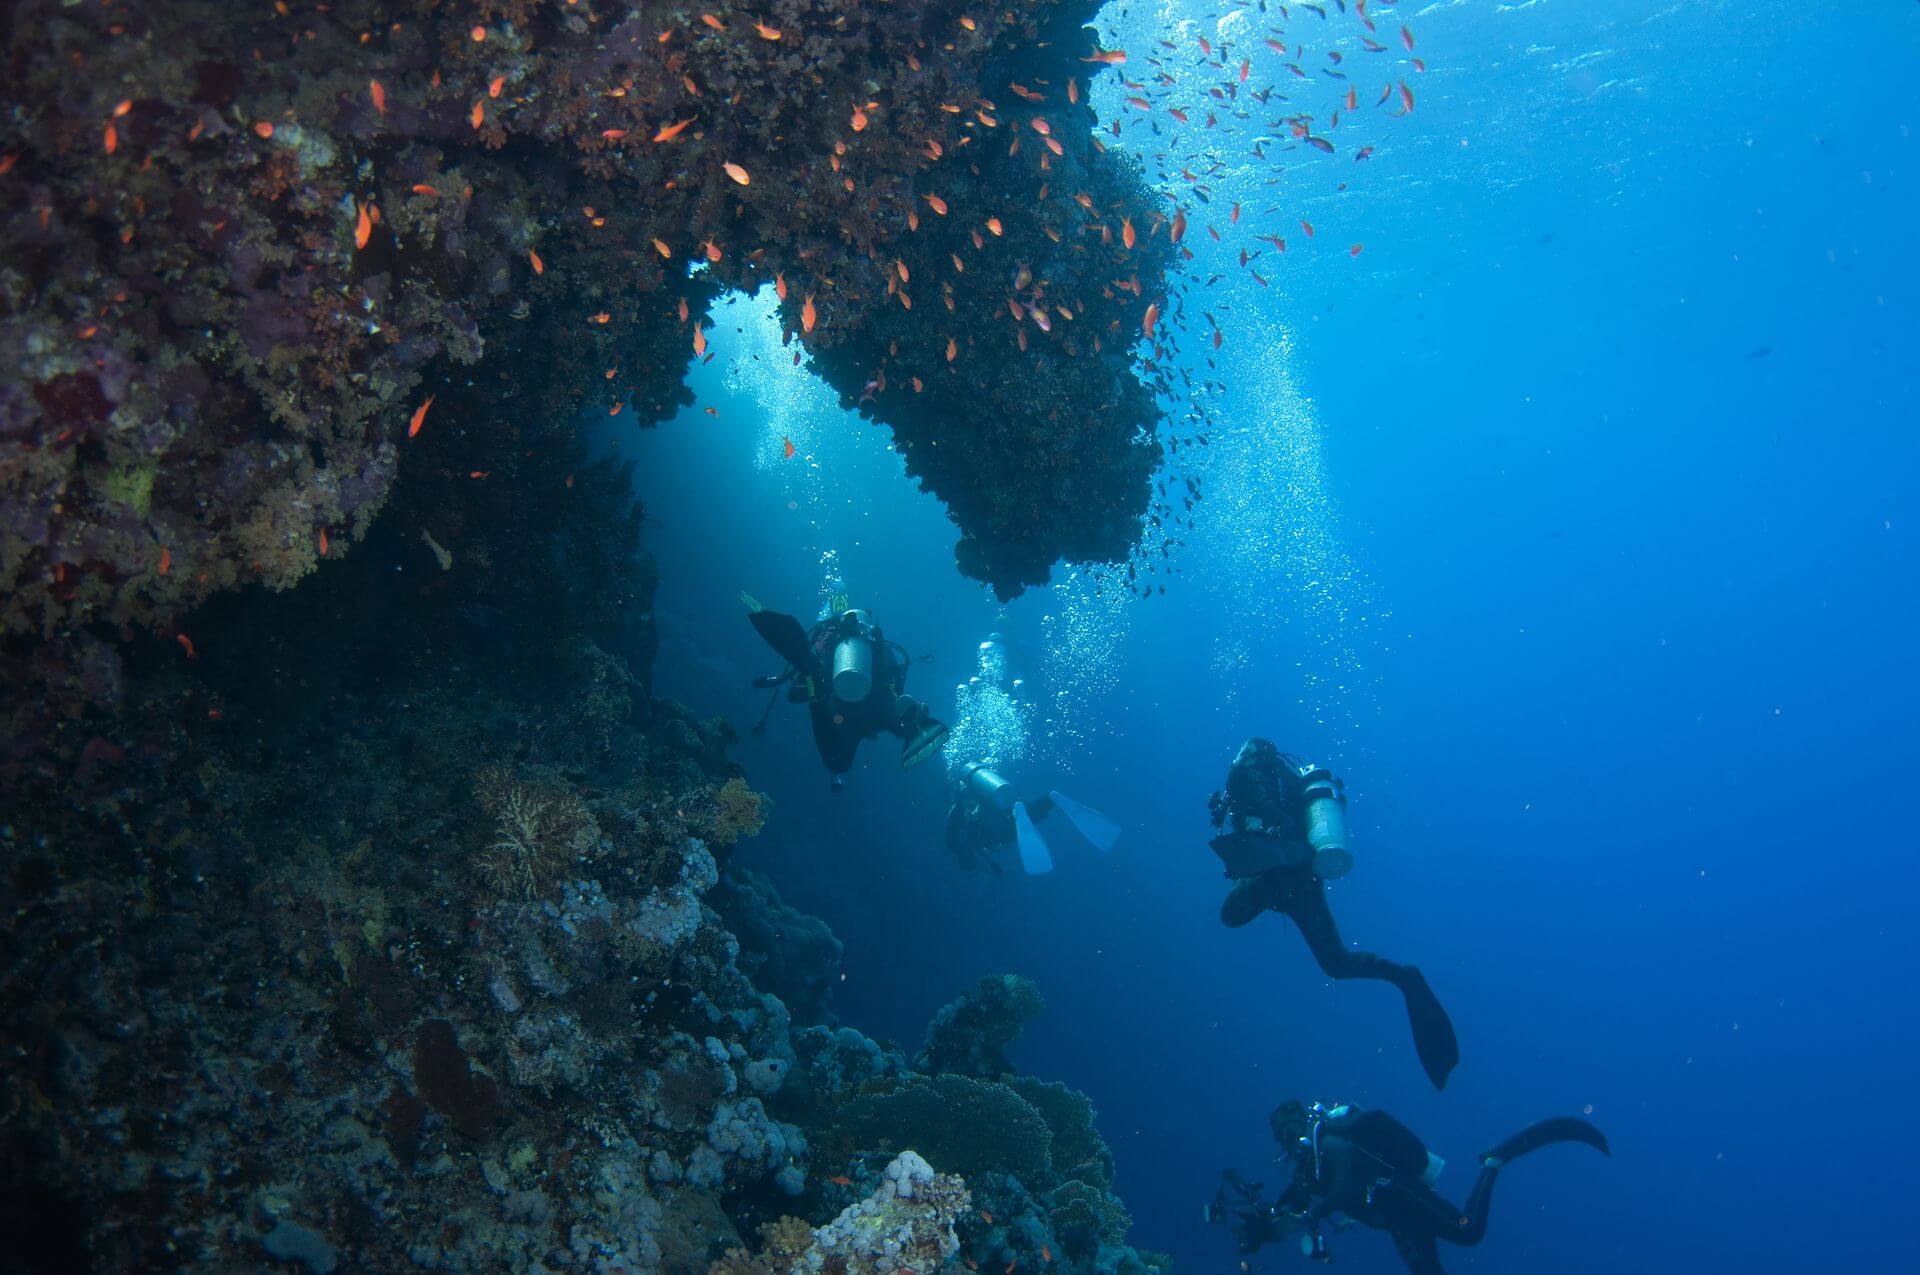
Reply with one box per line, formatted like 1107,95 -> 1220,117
1301,1232 -> 1331,1262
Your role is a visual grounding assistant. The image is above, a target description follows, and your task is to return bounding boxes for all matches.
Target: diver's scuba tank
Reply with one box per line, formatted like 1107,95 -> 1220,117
1297,765 -> 1353,879
830,609 -> 875,702
960,762 -> 1016,812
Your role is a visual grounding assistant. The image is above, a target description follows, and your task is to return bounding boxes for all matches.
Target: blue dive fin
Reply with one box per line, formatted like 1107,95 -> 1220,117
1013,802 -> 1054,875
1048,791 -> 1121,852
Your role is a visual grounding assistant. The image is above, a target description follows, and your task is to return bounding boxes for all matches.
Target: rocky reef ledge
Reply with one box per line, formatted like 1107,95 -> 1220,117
2,0 -> 1171,649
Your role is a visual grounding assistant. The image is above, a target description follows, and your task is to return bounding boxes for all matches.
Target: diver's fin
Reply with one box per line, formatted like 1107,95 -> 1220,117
749,608 -> 818,677
1483,1117 -> 1610,1165
740,591 -> 764,613
1013,802 -> 1054,874
1047,791 -> 1121,852
900,716 -> 949,770
1397,967 -> 1461,1090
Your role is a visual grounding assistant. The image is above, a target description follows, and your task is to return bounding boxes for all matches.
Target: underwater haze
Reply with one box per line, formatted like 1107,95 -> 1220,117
3,1 -> 1916,1273
619,1 -> 1919,1271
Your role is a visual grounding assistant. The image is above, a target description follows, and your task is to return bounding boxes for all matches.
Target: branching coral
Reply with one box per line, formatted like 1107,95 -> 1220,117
915,973 -> 1045,1079
709,777 -> 769,848
472,765 -> 594,899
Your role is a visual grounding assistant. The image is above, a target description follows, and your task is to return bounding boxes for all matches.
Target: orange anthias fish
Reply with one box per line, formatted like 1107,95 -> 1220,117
158,546 -> 172,575
528,248 -> 544,275
722,161 -> 751,185
368,78 -> 387,114
692,326 -> 706,355
1142,302 -> 1159,336
408,394 -> 435,437
176,633 -> 197,659
353,201 -> 372,249
1082,49 -> 1127,64
1121,217 -> 1136,248
653,118 -> 695,143
783,437 -> 797,459
801,294 -> 817,333
318,527 -> 329,557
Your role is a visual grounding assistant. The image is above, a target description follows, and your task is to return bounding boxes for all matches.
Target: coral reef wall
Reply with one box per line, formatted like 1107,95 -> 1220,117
2,0 -> 1169,651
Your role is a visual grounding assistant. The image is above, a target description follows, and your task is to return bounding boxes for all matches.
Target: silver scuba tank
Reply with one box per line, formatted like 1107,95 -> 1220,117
1298,765 -> 1353,879
830,609 -> 875,702
962,762 -> 1017,812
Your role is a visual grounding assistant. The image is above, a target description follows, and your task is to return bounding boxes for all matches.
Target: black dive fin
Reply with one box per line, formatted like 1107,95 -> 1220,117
1485,1117 -> 1610,1164
749,609 -> 820,679
1397,967 -> 1461,1091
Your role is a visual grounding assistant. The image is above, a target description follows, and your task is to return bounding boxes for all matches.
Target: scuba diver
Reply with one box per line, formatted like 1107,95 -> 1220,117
945,762 -> 1121,874
1207,738 -> 1460,1088
1254,1099 -> 1610,1274
744,594 -> 949,791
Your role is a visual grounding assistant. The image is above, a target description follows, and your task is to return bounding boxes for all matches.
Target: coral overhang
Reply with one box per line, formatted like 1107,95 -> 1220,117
1,0 -> 1170,643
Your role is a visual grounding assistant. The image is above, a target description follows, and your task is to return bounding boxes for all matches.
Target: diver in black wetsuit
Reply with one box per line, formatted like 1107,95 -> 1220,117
945,763 -> 1121,874
1207,738 -> 1460,1088
745,596 -> 948,791
1264,1099 -> 1609,1274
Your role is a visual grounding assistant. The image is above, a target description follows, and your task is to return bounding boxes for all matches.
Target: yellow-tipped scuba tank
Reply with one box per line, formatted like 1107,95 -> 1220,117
1297,764 -> 1353,880
829,609 -> 875,703
960,762 -> 1016,812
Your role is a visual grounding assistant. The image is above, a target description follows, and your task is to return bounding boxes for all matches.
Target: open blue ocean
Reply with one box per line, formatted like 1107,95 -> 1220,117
614,2 -> 1919,1271
4,1 -> 1913,1272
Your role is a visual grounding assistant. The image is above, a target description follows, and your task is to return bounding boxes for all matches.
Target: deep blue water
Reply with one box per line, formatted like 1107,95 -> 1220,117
606,1 -> 1917,1269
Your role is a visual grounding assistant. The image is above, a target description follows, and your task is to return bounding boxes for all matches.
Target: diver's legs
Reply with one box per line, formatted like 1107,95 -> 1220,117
1219,875 -> 1280,928
1391,1227 -> 1449,1274
1282,880 -> 1461,1089
1430,1165 -> 1498,1246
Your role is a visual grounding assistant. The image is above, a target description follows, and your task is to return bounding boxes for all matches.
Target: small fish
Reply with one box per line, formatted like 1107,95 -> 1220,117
1349,243 -> 1363,256
1306,135 -> 1334,153
1300,219 -> 1315,237
652,238 -> 672,258
469,100 -> 485,129
981,1210 -> 993,1224
176,633 -> 197,659
1170,210 -> 1187,242
1126,96 -> 1153,111
946,337 -> 958,361
784,437 -> 798,459
1142,302 -> 1159,336
353,201 -> 373,249
692,326 -> 706,355
589,312 -> 611,324
601,128 -> 628,140
411,183 -> 440,196
851,108 -> 869,131
1042,1245 -> 1052,1263
158,546 -> 171,575
775,272 -> 788,300
408,394 -> 435,438
529,248 -> 544,275
1402,25 -> 1416,52
369,79 -> 388,113
103,124 -> 117,154
1082,49 -> 1127,64
925,193 -> 949,214
701,13 -> 726,30
653,118 -> 695,143
986,216 -> 1004,236
1122,217 -> 1136,248
723,161 -> 751,185
755,21 -> 782,40
1397,81 -> 1415,114
1354,146 -> 1374,161
489,75 -> 506,99
318,528 -> 329,557
801,294 -> 817,333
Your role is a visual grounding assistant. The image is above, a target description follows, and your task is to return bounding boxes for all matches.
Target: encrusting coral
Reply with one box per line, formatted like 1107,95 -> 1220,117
1,0 -> 1173,663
